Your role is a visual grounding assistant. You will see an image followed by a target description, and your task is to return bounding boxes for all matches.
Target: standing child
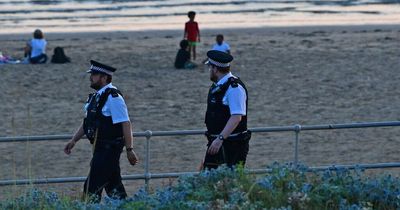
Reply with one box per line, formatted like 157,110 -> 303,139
184,11 -> 200,60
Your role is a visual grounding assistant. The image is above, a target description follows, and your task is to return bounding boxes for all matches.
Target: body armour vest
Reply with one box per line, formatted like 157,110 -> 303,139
205,77 -> 248,135
83,88 -> 124,143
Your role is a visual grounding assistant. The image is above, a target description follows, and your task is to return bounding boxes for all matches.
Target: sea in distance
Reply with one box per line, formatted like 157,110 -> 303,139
0,0 -> 399,34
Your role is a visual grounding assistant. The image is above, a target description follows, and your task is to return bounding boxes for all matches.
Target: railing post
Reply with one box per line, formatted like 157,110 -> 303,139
293,124 -> 301,168
144,130 -> 152,192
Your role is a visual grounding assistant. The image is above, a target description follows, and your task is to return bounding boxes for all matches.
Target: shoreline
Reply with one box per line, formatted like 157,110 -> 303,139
1,23 -> 399,40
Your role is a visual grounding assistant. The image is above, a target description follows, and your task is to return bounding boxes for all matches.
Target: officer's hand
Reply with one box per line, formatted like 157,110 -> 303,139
64,140 -> 75,155
207,138 -> 223,155
127,150 -> 139,166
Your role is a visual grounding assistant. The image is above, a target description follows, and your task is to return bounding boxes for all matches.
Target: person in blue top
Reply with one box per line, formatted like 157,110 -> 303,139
24,29 -> 48,64
212,34 -> 230,54
201,34 -> 231,65
64,60 -> 139,202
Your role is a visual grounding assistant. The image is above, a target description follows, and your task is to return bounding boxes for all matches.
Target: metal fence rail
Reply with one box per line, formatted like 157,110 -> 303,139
2,162 -> 400,186
2,121 -> 400,143
1,121 -> 400,189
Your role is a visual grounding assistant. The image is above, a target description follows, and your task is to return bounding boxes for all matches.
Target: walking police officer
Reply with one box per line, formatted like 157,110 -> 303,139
64,60 -> 138,202
203,50 -> 251,170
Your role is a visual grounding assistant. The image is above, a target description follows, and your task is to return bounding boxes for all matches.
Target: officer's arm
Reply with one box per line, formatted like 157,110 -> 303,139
64,123 -> 84,155
220,85 -> 246,138
121,121 -> 133,148
122,121 -> 139,165
71,122 -> 85,143
207,115 -> 242,155
220,86 -> 247,139
107,95 -> 132,147
219,115 -> 242,139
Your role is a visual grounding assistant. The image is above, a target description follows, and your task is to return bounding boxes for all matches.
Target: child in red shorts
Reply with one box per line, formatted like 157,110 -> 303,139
184,11 -> 200,60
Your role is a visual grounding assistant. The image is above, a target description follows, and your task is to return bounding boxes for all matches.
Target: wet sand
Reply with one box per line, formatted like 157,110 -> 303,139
0,25 -> 400,198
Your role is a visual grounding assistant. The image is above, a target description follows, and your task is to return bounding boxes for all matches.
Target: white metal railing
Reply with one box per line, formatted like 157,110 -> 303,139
1,121 -> 400,191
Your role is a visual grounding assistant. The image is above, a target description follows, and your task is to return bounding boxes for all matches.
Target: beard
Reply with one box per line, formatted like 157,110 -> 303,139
90,81 -> 102,90
209,71 -> 218,83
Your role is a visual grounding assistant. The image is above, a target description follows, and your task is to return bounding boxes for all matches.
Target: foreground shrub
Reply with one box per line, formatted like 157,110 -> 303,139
1,163 -> 400,209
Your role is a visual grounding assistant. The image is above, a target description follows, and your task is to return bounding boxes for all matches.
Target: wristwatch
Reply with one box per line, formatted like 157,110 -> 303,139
217,134 -> 225,141
126,147 -> 133,152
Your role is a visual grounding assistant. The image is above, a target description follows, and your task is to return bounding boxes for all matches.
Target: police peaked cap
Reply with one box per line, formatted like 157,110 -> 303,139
87,60 -> 116,76
205,50 -> 233,67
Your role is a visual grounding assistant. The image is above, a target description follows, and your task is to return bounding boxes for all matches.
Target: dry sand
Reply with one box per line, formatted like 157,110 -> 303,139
0,25 -> 400,198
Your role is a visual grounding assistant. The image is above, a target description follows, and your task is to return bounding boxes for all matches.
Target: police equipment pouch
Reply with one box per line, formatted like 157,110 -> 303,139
203,147 -> 226,169
83,93 -> 97,143
83,88 -> 122,144
83,118 -> 97,144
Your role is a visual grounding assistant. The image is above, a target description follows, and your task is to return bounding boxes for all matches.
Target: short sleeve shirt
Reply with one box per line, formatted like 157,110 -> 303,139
84,83 -> 130,124
30,39 -> 47,58
216,72 -> 247,116
185,21 -> 199,42
212,42 -> 230,53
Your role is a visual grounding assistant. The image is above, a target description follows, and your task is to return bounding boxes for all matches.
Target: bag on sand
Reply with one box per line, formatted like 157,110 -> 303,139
51,46 -> 71,64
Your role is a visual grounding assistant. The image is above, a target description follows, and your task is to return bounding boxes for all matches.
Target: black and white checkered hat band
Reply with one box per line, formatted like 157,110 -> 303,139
87,65 -> 113,75
208,58 -> 230,67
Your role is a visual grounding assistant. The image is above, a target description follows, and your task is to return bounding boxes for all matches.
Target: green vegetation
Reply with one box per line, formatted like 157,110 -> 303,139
1,163 -> 399,209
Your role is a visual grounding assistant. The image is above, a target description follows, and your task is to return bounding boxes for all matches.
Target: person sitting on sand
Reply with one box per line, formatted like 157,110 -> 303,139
201,34 -> 232,65
174,39 -> 197,69
212,34 -> 230,54
24,29 -> 48,64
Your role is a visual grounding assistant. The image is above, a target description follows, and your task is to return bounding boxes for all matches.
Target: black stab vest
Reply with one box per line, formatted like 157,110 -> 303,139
83,88 -> 124,143
205,77 -> 248,135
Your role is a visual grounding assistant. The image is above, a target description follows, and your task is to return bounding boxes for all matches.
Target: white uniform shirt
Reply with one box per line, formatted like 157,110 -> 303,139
84,83 -> 130,124
216,72 -> 247,116
212,42 -> 230,53
30,39 -> 47,58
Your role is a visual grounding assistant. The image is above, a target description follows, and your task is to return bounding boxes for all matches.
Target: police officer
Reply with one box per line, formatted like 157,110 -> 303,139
64,60 -> 138,202
203,50 -> 251,170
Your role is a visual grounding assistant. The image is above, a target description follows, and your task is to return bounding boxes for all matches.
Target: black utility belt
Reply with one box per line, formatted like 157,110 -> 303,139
205,130 -> 251,142
96,137 -> 124,145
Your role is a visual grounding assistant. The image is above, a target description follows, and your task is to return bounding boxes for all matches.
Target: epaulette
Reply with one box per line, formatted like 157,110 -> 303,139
228,77 -> 239,88
96,88 -> 123,113
111,91 -> 119,98
107,88 -> 122,98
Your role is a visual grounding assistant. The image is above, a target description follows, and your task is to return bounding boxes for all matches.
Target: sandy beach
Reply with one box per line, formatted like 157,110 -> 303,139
0,25 -> 400,198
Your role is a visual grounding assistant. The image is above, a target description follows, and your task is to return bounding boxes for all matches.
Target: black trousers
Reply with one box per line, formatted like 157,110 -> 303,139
84,140 -> 127,202
203,137 -> 250,170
